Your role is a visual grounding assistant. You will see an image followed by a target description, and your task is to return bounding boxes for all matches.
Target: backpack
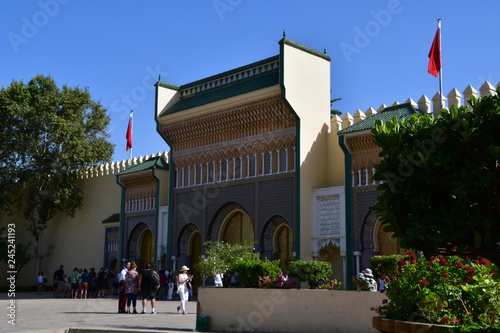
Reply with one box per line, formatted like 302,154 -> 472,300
151,271 -> 160,289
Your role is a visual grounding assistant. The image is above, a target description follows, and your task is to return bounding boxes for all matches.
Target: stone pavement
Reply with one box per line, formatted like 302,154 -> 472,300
1,292 -> 201,333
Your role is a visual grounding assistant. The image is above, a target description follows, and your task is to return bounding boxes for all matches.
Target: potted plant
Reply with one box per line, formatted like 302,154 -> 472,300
371,252 -> 500,332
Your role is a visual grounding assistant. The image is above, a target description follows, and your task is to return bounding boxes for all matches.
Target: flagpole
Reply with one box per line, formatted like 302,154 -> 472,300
437,19 -> 443,110
129,110 -> 133,160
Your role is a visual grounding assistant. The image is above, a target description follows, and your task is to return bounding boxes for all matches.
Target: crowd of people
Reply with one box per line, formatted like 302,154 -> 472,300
41,263 -> 193,315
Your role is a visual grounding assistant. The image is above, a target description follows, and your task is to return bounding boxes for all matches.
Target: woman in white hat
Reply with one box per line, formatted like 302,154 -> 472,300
176,265 -> 191,315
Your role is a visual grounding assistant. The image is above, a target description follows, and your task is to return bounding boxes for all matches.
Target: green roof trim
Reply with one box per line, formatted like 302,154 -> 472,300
337,103 -> 423,134
102,213 -> 120,224
279,37 -> 332,61
156,81 -> 180,90
117,156 -> 169,176
161,71 -> 279,115
180,55 -> 279,90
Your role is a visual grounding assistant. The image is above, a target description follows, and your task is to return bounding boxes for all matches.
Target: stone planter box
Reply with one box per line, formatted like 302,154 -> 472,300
197,287 -> 386,332
372,316 -> 453,333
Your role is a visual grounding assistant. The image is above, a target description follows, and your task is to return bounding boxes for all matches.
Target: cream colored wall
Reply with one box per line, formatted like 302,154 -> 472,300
156,84 -> 180,117
198,288 -> 385,333
281,43 -> 332,260
0,173 -> 121,287
328,116 -> 345,186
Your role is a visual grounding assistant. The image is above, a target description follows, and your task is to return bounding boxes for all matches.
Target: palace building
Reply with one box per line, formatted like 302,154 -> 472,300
3,36 -> 496,288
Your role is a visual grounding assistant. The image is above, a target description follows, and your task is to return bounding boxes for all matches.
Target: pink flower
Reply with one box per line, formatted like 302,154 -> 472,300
382,299 -> 388,304
439,257 -> 447,266
419,280 -> 429,285
442,273 -> 450,279
454,261 -> 463,268
464,276 -> 473,284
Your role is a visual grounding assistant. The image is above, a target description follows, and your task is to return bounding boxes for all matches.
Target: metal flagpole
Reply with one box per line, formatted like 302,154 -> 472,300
438,19 -> 443,110
130,110 -> 133,160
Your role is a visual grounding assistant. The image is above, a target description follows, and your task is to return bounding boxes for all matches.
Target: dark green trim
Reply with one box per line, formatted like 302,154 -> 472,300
156,81 -> 180,90
167,153 -> 175,265
152,168 -> 160,270
279,37 -> 331,61
279,39 -> 301,259
116,175 -> 126,264
339,135 -> 354,287
181,55 -> 279,90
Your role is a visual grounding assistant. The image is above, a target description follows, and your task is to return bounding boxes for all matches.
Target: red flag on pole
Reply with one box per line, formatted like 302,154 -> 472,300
428,28 -> 441,77
126,112 -> 133,151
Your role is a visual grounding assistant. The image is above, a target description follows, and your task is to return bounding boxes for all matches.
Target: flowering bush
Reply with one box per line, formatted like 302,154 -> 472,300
258,274 -> 294,289
316,279 -> 343,290
372,253 -> 500,330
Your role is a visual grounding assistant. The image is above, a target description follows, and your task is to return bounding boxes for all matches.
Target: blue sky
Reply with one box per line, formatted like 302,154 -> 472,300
2,1 -> 499,162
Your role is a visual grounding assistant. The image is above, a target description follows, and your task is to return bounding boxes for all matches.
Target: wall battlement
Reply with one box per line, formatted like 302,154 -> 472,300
333,80 -> 500,132
83,151 -> 169,178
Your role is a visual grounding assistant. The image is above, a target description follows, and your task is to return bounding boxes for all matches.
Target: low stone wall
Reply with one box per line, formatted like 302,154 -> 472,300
197,288 -> 386,333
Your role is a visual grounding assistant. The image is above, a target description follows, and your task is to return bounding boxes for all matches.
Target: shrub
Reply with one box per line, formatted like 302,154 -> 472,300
372,253 -> 500,330
233,257 -> 281,288
370,254 -> 406,280
288,260 -> 332,289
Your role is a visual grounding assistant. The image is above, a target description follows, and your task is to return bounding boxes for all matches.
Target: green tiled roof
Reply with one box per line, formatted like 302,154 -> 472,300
102,213 -> 119,224
159,55 -> 280,116
117,156 -> 169,176
279,37 -> 332,61
337,103 -> 423,134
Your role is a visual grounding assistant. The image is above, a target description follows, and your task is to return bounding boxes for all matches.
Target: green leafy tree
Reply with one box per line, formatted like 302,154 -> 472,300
0,75 -> 114,274
371,89 -> 500,266
195,241 -> 256,281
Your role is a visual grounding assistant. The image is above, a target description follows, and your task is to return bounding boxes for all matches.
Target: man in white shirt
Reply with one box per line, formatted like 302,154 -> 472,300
118,261 -> 130,313
214,273 -> 223,287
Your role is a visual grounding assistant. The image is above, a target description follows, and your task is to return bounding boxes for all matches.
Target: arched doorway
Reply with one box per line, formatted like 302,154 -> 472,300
138,229 -> 153,271
274,224 -> 293,271
220,210 -> 254,245
373,219 -> 406,255
189,231 -> 202,293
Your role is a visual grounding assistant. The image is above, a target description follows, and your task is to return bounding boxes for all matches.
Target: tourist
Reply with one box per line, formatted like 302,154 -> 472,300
37,271 -> 47,293
117,261 -> 130,313
138,263 -> 160,314
176,265 -> 191,315
96,267 -> 108,297
69,267 -> 81,299
54,265 -> 65,297
125,261 -> 139,314
80,268 -> 90,299
214,272 -> 223,287
167,270 -> 175,300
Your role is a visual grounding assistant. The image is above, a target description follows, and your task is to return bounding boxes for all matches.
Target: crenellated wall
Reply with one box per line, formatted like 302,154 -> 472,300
82,151 -> 169,178
334,80 -> 500,132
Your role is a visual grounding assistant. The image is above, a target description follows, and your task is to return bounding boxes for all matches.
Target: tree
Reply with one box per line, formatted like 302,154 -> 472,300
0,75 -> 114,275
371,89 -> 500,266
195,241 -> 255,281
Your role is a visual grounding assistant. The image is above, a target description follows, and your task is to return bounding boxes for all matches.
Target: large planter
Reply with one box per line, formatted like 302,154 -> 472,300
373,316 -> 453,333
197,287 -> 386,332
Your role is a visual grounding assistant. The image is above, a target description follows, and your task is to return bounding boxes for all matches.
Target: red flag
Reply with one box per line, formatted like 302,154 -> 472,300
125,113 -> 132,151
428,28 -> 441,77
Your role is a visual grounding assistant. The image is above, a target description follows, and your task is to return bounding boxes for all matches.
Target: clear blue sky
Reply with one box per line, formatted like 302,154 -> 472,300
2,1 -> 499,162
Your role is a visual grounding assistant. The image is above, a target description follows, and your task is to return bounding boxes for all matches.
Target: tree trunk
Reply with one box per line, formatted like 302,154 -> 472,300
33,229 -> 44,276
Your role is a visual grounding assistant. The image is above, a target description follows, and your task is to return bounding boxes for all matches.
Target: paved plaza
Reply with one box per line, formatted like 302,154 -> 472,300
1,292 -> 200,333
